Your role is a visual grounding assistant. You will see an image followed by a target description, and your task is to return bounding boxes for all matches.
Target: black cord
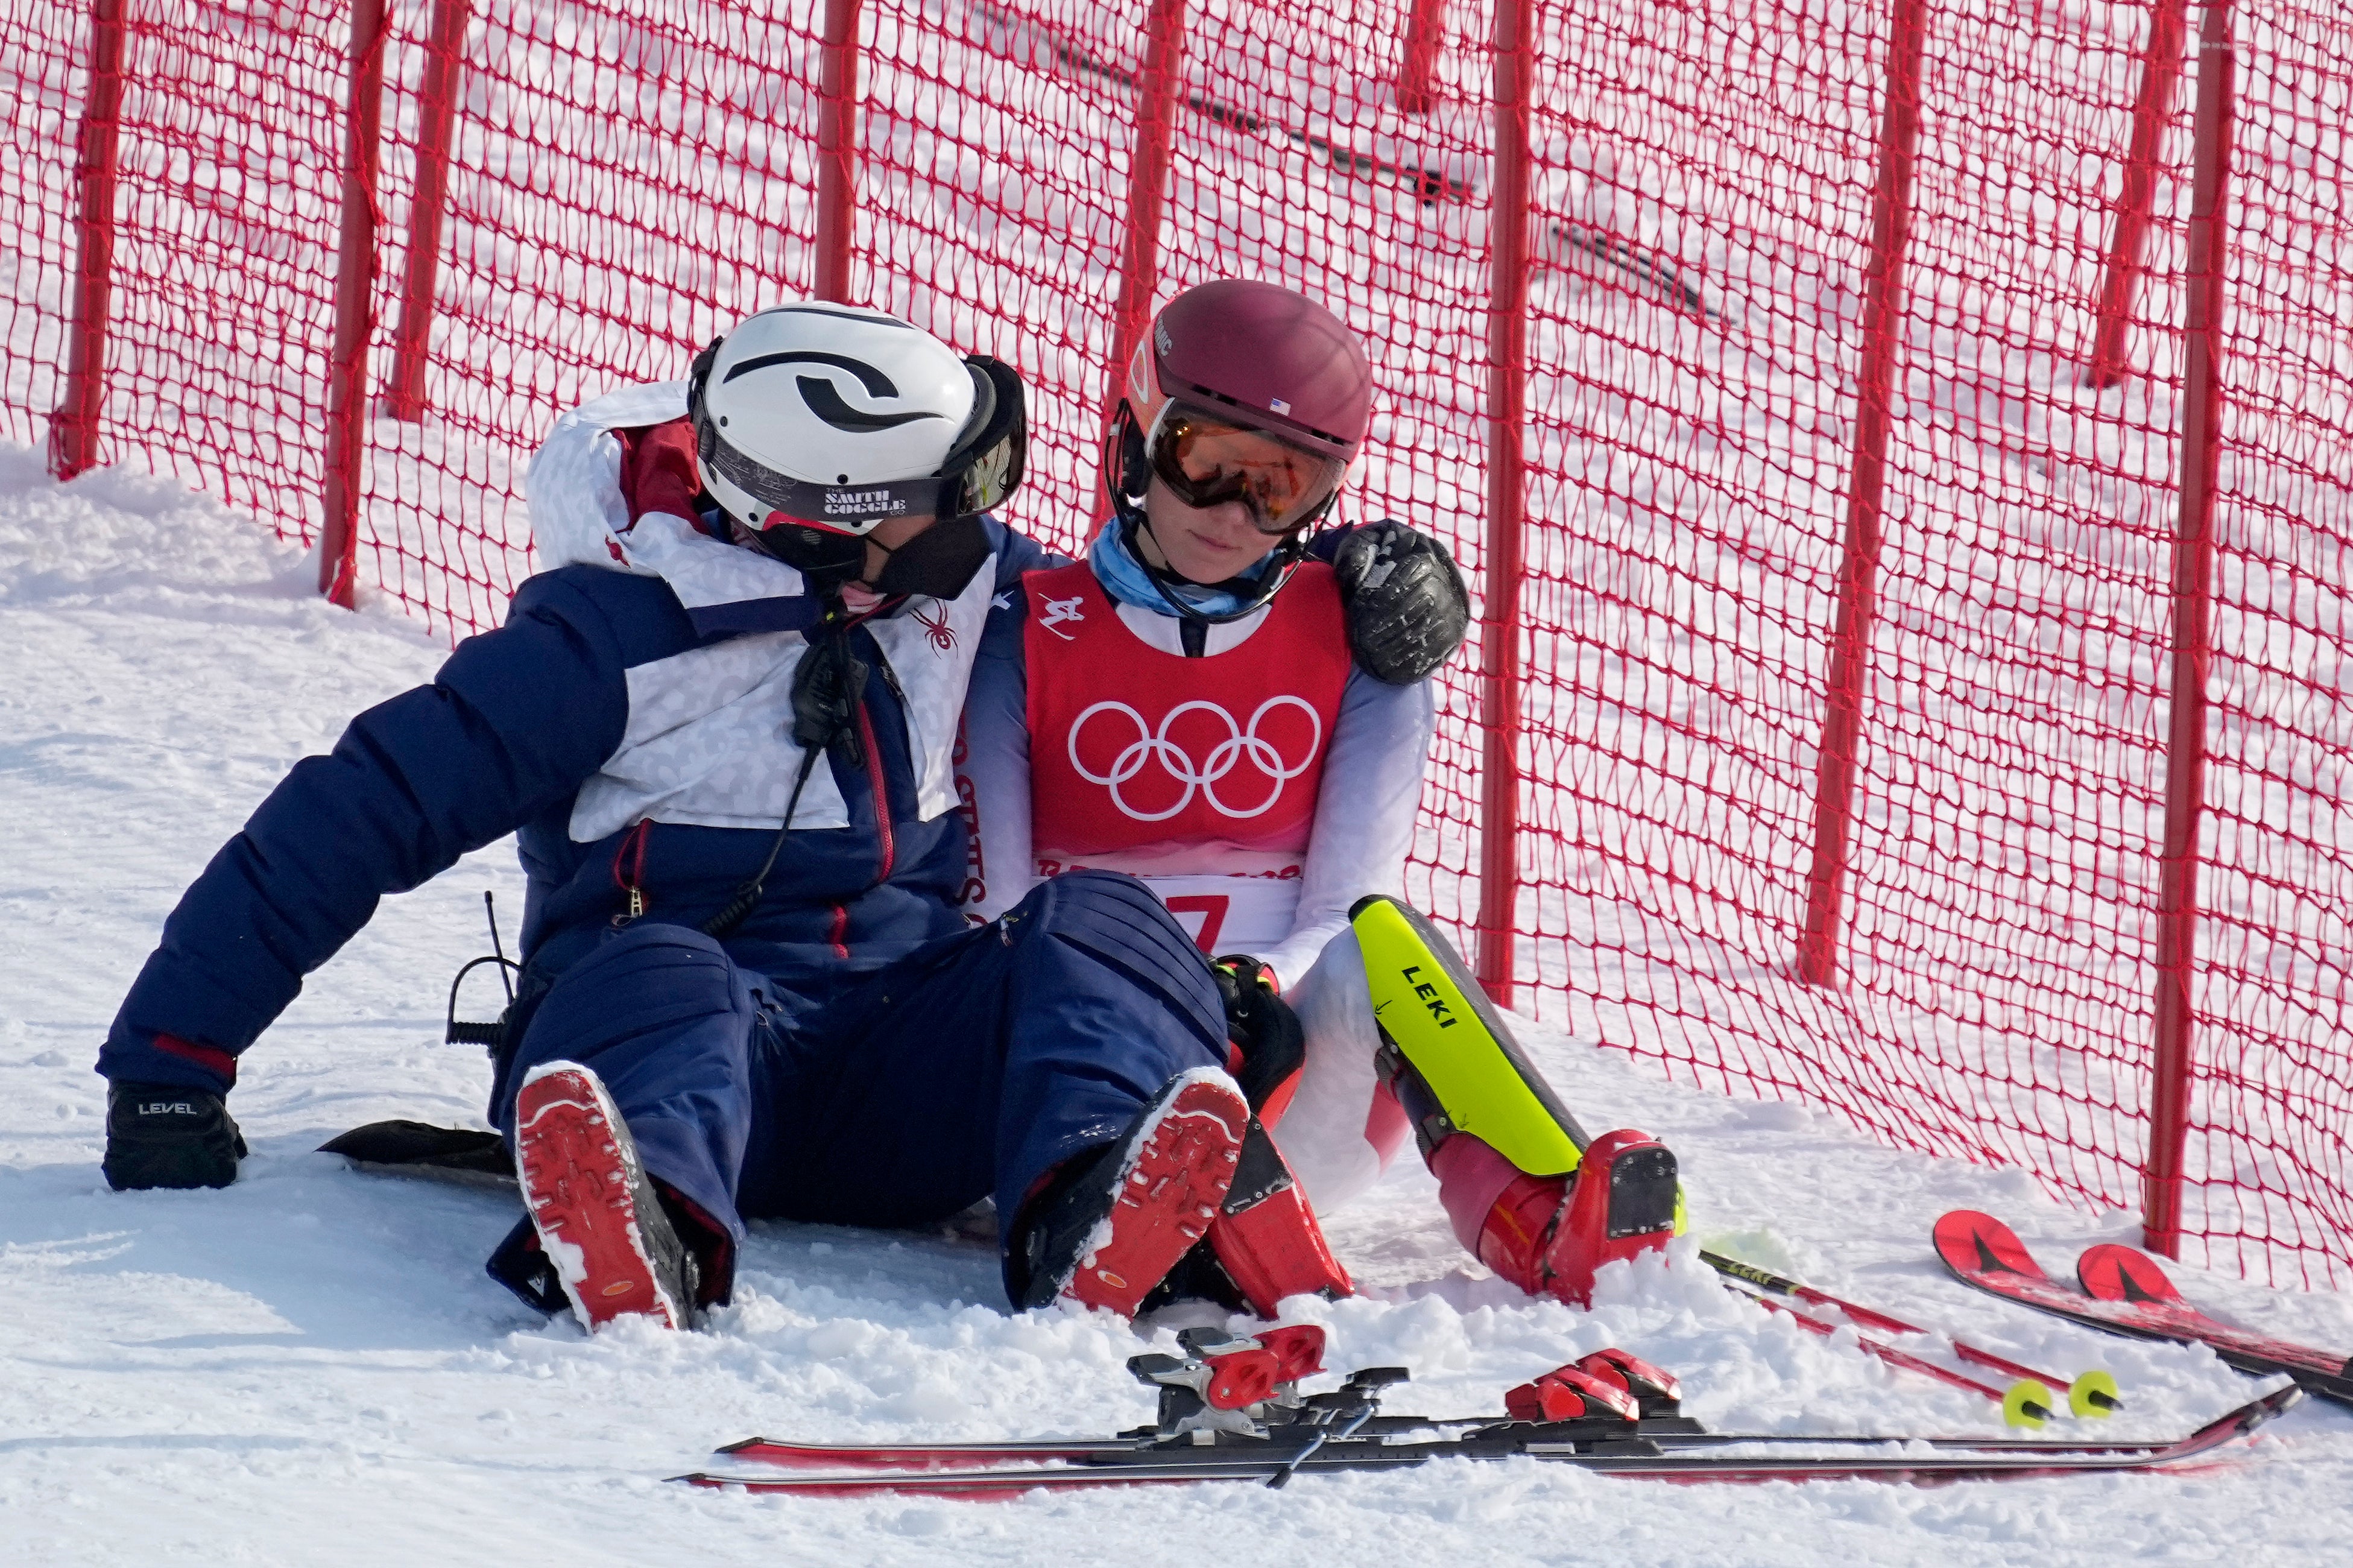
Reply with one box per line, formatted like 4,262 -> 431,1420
445,954 -> 523,1046
701,605 -> 880,940
701,744 -> 826,940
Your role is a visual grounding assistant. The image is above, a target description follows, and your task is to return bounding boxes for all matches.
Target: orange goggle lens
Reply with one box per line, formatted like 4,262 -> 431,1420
1149,407 -> 1346,533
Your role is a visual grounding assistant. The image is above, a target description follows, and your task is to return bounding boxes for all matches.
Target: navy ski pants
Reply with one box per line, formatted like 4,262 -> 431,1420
491,870 -> 1227,1305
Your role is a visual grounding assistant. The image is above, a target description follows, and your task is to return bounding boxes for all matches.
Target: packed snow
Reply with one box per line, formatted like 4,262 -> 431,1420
5,450 -> 2351,1563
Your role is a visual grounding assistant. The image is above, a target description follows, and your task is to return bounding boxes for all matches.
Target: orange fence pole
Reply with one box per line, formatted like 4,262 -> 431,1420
2143,0 -> 2236,1260
381,0 -> 474,421
1397,0 -> 1448,114
1796,0 -> 1929,988
319,0 -> 390,605
1473,0 -> 1533,1005
1096,0 -> 1190,502
814,0 -> 865,304
2085,0 -> 2191,390
49,0 -> 129,480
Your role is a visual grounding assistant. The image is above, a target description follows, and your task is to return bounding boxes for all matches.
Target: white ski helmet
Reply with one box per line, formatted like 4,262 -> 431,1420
688,302 -> 1025,536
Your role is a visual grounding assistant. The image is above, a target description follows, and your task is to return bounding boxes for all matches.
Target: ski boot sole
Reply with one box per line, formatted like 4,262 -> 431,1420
1062,1071 -> 1251,1318
1537,1128 -> 1680,1305
514,1063 -> 686,1332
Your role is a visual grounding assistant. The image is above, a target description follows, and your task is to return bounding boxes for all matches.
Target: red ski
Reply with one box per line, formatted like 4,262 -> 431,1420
674,1386 -> 2296,1496
677,1324 -> 2298,1497
1934,1210 -> 2352,1408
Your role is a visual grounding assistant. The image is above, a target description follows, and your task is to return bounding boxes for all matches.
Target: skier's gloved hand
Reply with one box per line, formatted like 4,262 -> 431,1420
1331,520 -> 1470,685
1212,956 -> 1305,1116
103,1080 -> 247,1191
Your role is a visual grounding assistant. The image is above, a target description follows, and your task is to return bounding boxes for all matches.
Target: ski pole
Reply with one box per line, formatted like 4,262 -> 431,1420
1705,1250 -> 2121,1417
1728,1282 -> 2059,1428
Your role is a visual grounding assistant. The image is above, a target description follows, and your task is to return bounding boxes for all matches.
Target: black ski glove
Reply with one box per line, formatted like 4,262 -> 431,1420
1331,520 -> 1471,686
1212,955 -> 1306,1114
103,1080 -> 247,1191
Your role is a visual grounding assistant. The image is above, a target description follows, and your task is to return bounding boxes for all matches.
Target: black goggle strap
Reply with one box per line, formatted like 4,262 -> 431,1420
1108,403 -> 1152,502
686,335 -> 723,425
699,423 -> 929,535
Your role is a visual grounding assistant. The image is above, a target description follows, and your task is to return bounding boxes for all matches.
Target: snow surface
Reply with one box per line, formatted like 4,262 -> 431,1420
5,449 -> 2353,1563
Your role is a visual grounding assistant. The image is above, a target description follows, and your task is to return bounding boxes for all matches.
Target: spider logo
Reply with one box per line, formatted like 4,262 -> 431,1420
913,603 -> 958,653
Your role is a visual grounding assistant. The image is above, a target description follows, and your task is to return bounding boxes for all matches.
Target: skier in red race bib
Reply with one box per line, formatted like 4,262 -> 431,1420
962,280 -> 1683,1314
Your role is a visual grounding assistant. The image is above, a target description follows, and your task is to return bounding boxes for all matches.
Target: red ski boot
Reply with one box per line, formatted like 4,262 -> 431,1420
1205,1118 -> 1354,1316
1435,1129 -> 1678,1306
513,1061 -> 699,1332
1015,1068 -> 1252,1318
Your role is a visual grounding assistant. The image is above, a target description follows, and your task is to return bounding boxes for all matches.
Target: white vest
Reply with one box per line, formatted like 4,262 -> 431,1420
525,382 -> 993,841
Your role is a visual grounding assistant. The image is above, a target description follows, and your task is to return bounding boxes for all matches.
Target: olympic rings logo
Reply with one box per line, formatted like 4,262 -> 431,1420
1067,697 -> 1323,821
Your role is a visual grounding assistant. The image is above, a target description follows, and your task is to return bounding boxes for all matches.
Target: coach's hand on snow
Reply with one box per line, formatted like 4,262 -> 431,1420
1332,520 -> 1471,686
103,1081 -> 247,1190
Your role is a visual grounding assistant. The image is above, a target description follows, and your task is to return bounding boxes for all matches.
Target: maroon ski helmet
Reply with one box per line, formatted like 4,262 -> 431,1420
1124,279 -> 1374,464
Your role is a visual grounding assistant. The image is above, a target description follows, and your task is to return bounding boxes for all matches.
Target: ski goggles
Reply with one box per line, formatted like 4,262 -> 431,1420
697,356 -> 1027,536
1145,402 -> 1348,534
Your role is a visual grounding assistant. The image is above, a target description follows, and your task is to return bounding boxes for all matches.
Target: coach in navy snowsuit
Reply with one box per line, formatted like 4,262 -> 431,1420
95,308 -> 1231,1314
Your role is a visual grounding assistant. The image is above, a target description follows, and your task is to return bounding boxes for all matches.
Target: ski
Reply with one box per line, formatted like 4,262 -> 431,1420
715,1415 -> 2195,1473
681,1323 -> 2295,1497
1705,1249 -> 2121,1420
1935,1210 -> 2353,1407
2075,1238 -> 2353,1406
675,1386 -> 2296,1496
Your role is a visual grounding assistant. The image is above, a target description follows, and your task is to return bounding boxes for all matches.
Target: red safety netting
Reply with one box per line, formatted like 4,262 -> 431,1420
42,1 -> 347,533
365,0 -> 832,631
2,0 -> 2348,1286
1517,0 -> 2179,1221
0,0 -> 78,447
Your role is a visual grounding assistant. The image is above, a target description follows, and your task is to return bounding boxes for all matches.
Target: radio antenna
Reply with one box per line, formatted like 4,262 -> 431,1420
485,890 -> 515,1006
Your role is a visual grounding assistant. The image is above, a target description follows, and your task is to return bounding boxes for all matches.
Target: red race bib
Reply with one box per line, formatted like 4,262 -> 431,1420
1024,559 -> 1351,867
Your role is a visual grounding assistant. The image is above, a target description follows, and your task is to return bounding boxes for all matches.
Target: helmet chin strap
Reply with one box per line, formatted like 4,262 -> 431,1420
1117,507 -> 1314,625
